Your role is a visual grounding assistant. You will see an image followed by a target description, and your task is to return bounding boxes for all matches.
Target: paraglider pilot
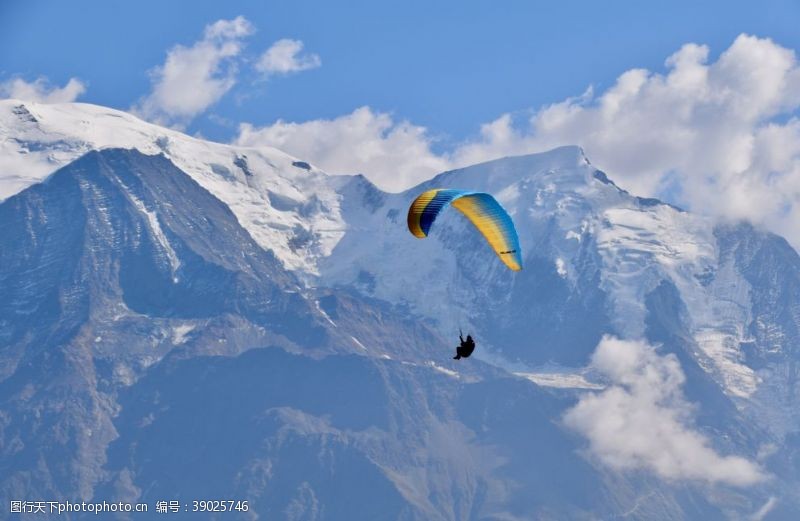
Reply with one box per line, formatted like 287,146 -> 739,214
454,332 -> 476,360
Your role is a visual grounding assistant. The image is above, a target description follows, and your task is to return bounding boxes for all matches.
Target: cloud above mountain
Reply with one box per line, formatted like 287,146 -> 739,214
0,76 -> 86,103
233,34 -> 800,248
235,107 -> 449,190
132,17 -> 321,129
256,39 -> 321,76
132,17 -> 254,128
563,336 -> 765,487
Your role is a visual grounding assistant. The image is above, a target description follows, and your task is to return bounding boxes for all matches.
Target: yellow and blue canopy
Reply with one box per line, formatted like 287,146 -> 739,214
407,188 -> 523,271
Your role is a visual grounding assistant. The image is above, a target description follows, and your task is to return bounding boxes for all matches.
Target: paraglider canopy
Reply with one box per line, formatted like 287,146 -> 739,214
407,188 -> 523,271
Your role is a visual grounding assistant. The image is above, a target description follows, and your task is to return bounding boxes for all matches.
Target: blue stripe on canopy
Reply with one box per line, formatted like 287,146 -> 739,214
419,189 -> 467,236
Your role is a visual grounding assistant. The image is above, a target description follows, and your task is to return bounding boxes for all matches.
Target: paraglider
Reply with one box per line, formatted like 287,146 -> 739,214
406,188 -> 523,271
453,331 -> 476,360
406,188 -> 522,361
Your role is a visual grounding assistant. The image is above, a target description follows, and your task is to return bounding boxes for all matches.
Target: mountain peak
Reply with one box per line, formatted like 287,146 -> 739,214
529,144 -> 589,164
412,145 -> 611,207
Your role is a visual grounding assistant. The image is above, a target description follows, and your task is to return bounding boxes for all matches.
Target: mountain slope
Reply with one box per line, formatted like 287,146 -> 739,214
0,147 -> 341,503
0,99 -> 346,275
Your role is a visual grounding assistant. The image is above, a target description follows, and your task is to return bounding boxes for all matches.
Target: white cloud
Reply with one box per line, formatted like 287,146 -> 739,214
256,39 -> 321,76
563,336 -> 765,487
133,16 -> 254,128
235,106 -> 450,191
0,76 -> 86,103
233,34 -> 800,250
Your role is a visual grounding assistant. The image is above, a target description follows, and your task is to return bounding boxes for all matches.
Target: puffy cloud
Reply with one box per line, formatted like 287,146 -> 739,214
256,39 -> 321,76
0,76 -> 86,103
133,16 -> 254,128
235,107 -> 450,191
563,336 -> 765,487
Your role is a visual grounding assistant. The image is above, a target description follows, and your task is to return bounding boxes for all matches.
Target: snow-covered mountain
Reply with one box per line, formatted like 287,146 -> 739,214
324,147 -> 785,401
2,100 -> 800,519
0,99 -> 347,275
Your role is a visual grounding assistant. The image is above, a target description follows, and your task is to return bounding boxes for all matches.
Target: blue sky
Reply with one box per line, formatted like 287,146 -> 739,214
2,0 -> 798,143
